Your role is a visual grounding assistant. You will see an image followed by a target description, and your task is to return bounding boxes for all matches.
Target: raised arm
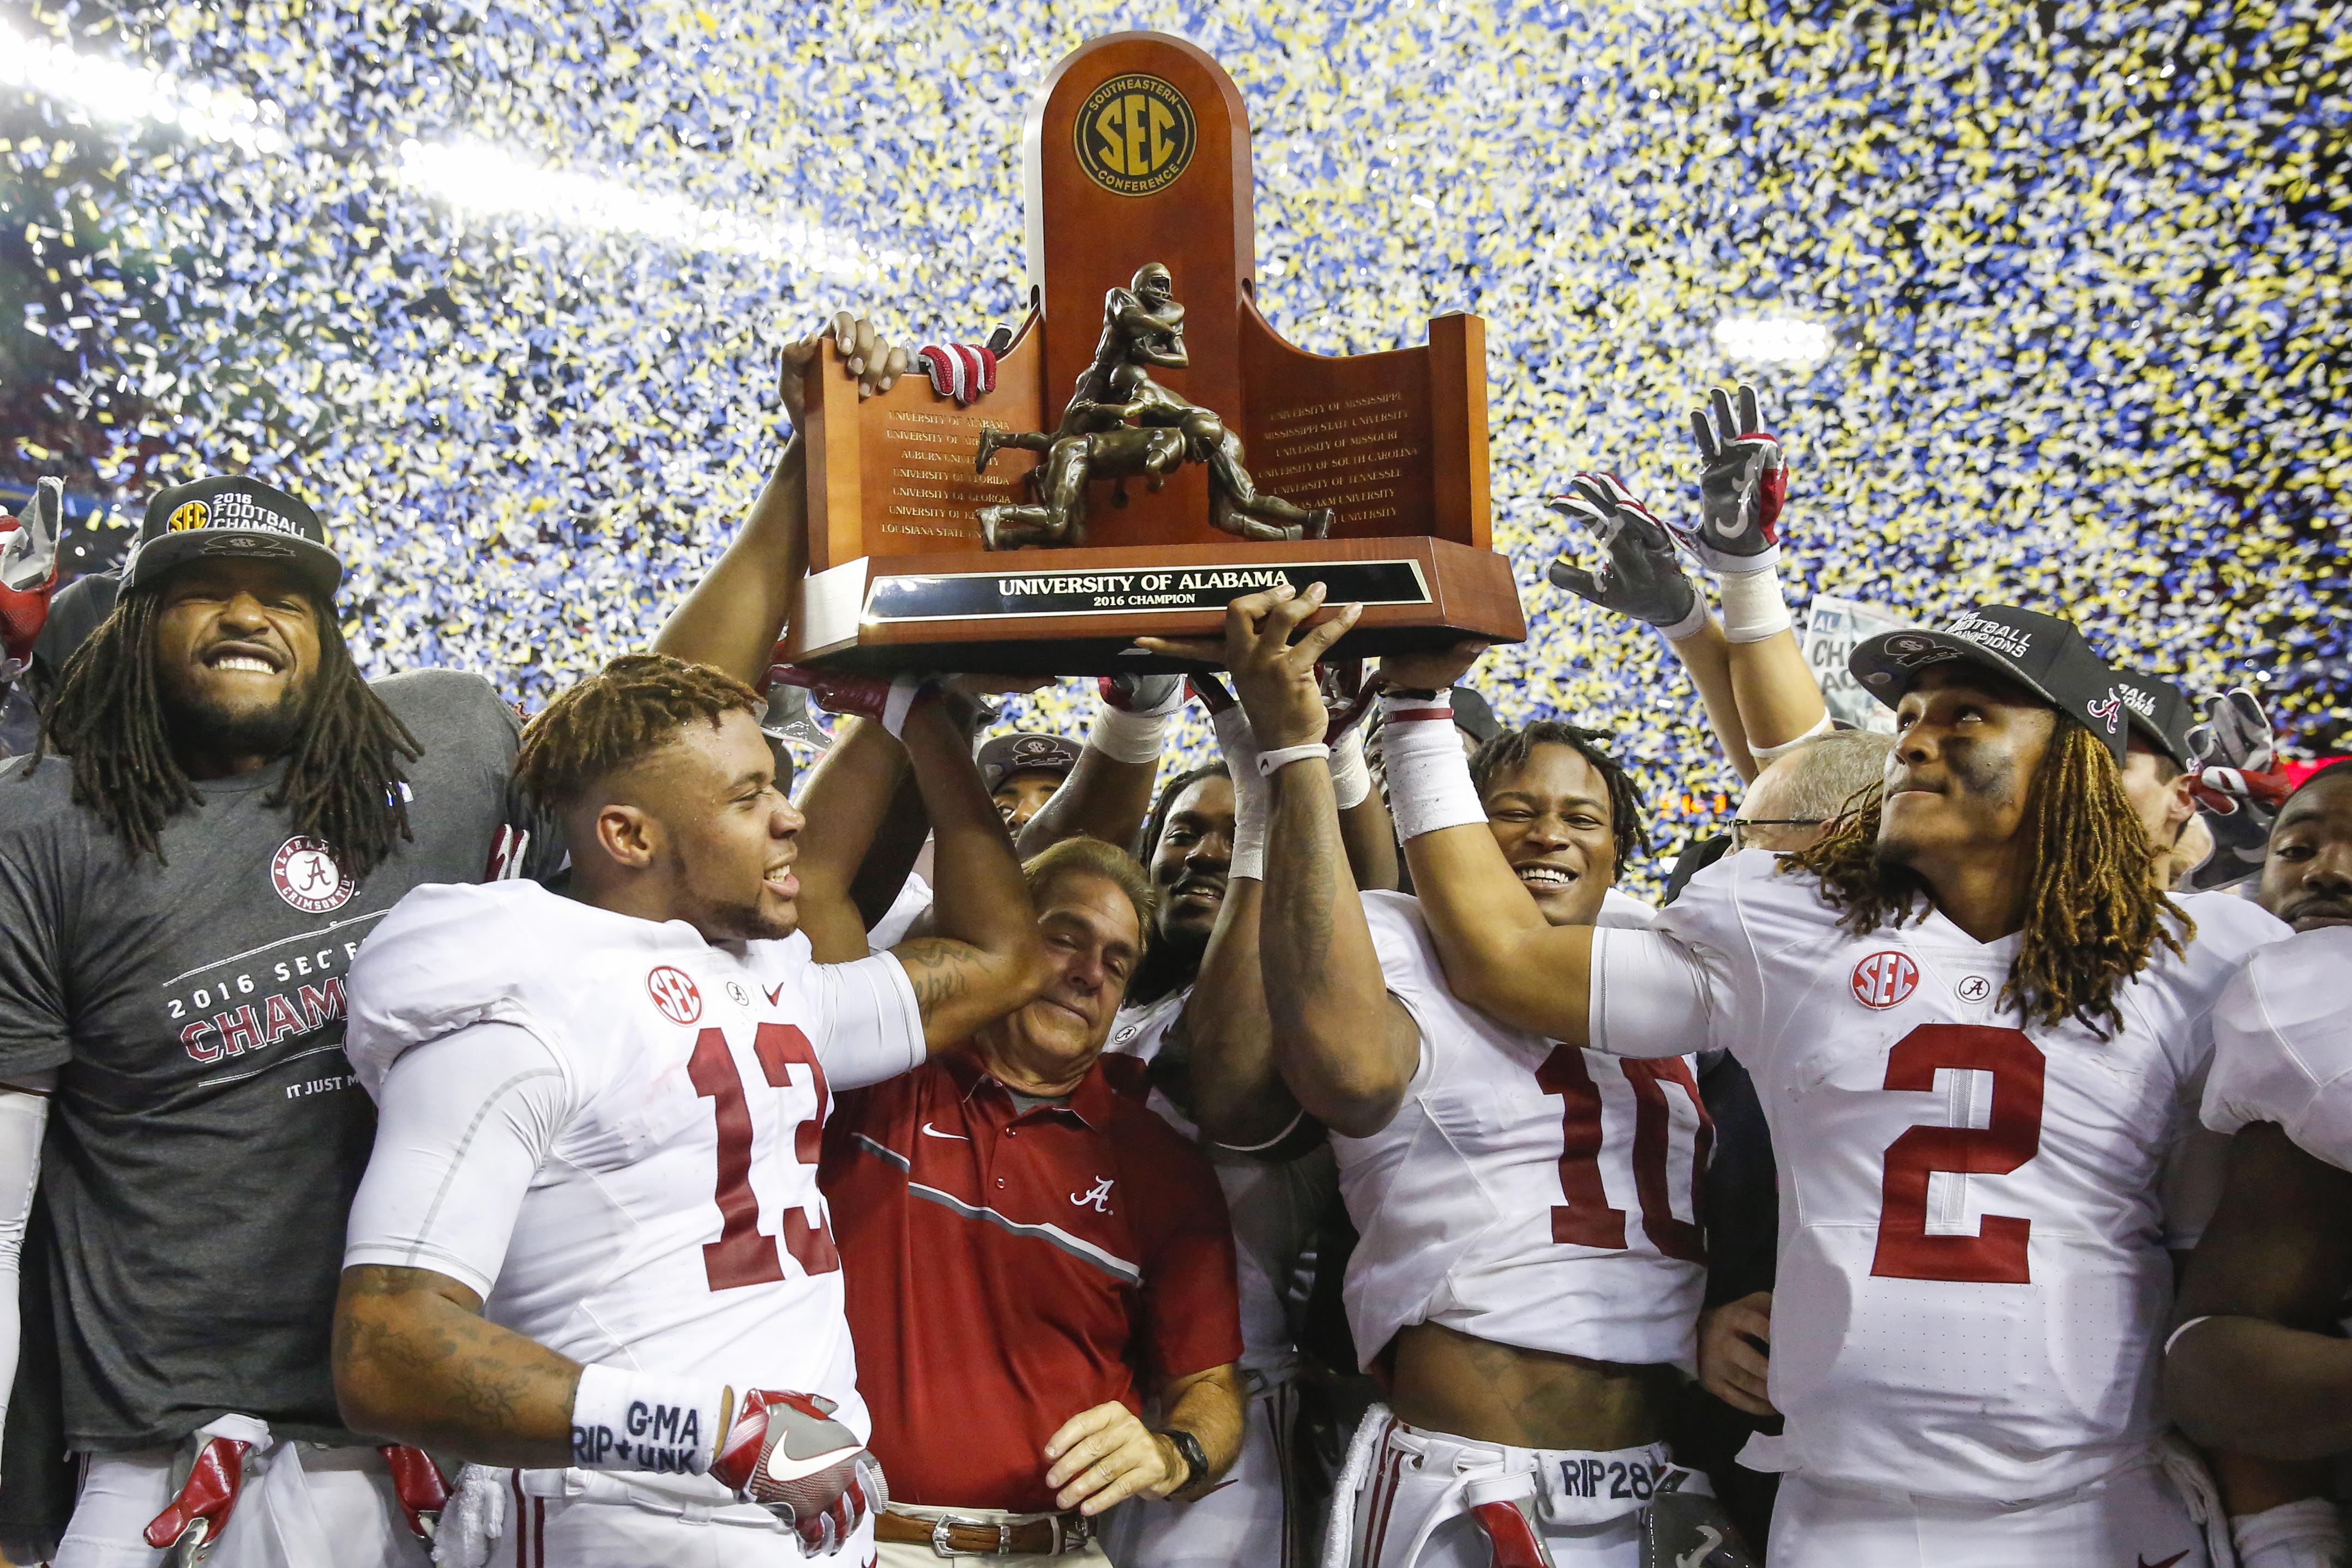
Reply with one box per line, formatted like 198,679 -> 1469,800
652,315 -> 904,683
784,712 -> 910,963
1167,685 -> 1309,1150
1147,586 -> 1420,1139
1014,675 -> 1185,859
1372,645 -> 1602,1045
891,697 -> 1051,1048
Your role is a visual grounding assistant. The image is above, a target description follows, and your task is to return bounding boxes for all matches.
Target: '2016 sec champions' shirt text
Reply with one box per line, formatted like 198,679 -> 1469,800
0,668 -> 542,1451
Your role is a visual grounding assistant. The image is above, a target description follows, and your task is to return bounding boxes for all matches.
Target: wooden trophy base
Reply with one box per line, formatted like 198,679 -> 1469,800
782,536 -> 1523,676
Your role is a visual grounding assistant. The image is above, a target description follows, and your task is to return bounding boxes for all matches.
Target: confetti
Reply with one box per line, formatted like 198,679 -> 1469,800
3,0 -> 2343,895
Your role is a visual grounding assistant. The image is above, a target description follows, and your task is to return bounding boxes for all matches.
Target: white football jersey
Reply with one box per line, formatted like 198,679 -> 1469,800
2204,925 -> 2352,1168
1336,889 -> 1710,1374
344,881 -> 927,1450
1608,851 -> 2288,1501
1105,988 -> 1337,1380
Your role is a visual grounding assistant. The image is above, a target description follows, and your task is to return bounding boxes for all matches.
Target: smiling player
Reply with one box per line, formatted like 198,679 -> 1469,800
1360,602 -> 2286,1567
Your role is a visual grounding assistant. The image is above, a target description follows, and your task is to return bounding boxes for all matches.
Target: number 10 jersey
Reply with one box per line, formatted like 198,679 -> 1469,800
1336,890 -> 1713,1376
1595,849 -> 2286,1503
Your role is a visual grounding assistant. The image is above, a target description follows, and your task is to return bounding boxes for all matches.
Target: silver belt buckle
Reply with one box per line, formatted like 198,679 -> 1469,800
929,1514 -> 1004,1557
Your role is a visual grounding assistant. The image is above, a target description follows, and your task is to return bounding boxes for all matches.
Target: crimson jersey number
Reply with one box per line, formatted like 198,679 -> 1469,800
688,1022 -> 841,1290
1536,1047 -> 1713,1263
1869,1023 -> 2047,1284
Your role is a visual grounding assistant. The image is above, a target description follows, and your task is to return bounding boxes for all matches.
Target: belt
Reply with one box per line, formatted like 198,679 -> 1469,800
876,1507 -> 1092,1556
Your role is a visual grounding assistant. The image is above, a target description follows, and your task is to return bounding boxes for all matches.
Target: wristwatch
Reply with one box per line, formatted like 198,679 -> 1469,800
1154,1427 -> 1208,1492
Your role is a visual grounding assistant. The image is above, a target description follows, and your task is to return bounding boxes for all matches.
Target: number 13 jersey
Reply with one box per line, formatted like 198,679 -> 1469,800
342,880 -> 927,1451
1594,849 -> 2286,1502
1337,890 -> 1713,1376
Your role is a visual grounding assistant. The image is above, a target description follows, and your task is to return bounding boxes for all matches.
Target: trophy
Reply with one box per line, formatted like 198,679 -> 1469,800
781,31 -> 1526,673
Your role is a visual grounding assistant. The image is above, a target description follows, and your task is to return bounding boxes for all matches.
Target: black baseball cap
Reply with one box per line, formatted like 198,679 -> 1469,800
1849,605 -> 2131,764
123,476 -> 343,600
2110,671 -> 2194,769
1449,686 -> 1501,746
977,732 -> 1081,794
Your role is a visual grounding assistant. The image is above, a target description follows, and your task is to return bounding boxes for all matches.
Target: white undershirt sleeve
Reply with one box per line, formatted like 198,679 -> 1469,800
813,949 -> 929,1090
0,1079 -> 49,1451
1587,927 -> 1722,1059
343,1022 -> 573,1300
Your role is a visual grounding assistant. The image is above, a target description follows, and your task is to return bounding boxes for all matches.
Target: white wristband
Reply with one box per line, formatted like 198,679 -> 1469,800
1717,565 -> 1792,645
2233,1499 -> 2349,1568
880,677 -> 929,739
1088,693 -> 1180,764
571,1364 -> 724,1474
1656,595 -> 1712,643
1210,705 -> 1269,882
1258,742 -> 1331,777
1328,727 -> 1372,811
1379,692 -> 1487,843
1747,710 -> 1836,763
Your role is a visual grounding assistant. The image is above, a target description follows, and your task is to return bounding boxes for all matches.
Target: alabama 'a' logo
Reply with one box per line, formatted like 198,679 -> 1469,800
1851,950 -> 1919,1010
647,966 -> 702,1025
2087,691 -> 2124,734
1074,74 -> 1196,196
270,836 -> 355,913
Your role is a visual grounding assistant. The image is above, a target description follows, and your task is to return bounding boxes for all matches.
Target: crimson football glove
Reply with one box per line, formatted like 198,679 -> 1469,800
1545,472 -> 1703,631
0,476 -> 62,671
144,1433 -> 250,1559
709,1389 -> 887,1557
1680,383 -> 1786,576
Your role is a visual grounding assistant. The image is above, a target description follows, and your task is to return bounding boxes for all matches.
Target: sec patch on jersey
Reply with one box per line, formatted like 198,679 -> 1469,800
1851,950 -> 1920,1010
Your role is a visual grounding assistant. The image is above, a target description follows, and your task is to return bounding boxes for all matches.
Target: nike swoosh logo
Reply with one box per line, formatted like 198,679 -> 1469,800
1196,1479 -> 1239,1497
763,984 -> 786,1005
919,1121 -> 970,1141
2139,1553 -> 2189,1568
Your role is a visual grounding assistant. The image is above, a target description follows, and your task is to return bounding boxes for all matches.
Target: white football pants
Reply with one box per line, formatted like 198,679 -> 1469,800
446,1468 -> 876,1568
1103,1379 -> 1300,1568
56,1441 -> 428,1568
1767,1458 -> 2208,1568
1331,1407 -> 1670,1568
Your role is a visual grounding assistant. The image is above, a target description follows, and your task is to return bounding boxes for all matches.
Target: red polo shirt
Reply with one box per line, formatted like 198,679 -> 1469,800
820,1048 -> 1243,1512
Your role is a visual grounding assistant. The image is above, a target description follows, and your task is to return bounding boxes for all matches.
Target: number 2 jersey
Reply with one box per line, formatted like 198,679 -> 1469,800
341,879 -> 927,1480
1590,849 -> 2287,1501
1337,888 -> 1713,1376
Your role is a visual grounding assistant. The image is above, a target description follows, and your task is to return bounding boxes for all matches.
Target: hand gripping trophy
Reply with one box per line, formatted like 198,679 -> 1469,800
973,263 -> 1333,551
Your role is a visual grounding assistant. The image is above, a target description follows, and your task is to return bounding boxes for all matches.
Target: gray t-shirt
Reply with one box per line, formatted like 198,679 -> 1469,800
0,667 -> 542,1450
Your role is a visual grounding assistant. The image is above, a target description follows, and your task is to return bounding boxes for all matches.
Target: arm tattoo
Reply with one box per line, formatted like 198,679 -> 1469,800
894,938 -> 975,1016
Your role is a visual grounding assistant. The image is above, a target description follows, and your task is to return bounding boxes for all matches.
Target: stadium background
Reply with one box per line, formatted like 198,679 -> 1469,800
2,0 -> 2345,888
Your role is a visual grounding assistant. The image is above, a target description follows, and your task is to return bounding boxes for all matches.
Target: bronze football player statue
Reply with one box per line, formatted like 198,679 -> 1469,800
975,263 -> 1334,550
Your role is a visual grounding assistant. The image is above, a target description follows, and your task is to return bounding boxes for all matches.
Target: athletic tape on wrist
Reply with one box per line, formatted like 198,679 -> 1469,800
1379,691 -> 1487,842
880,677 -> 927,739
1328,727 -> 1372,811
1748,710 -> 1837,763
1716,566 -> 1792,645
1210,705 -> 1269,882
1088,698 -> 1177,765
2233,1498 -> 2349,1568
570,1364 -> 723,1474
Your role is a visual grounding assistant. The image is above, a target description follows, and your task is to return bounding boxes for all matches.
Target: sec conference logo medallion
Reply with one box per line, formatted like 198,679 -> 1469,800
647,966 -> 703,1025
270,836 -> 355,914
1074,74 -> 1196,196
1851,950 -> 1919,1010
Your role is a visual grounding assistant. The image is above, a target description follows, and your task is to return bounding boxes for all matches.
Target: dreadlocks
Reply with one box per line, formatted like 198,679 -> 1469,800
515,653 -> 762,814
1469,720 -> 1651,867
37,585 -> 419,874
1786,719 -> 2187,1036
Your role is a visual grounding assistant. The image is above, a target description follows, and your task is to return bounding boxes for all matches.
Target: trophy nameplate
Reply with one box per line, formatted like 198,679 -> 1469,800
784,31 -> 1526,674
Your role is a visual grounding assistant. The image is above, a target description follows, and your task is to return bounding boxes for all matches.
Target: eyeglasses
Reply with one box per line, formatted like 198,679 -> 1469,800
1730,817 -> 1825,851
